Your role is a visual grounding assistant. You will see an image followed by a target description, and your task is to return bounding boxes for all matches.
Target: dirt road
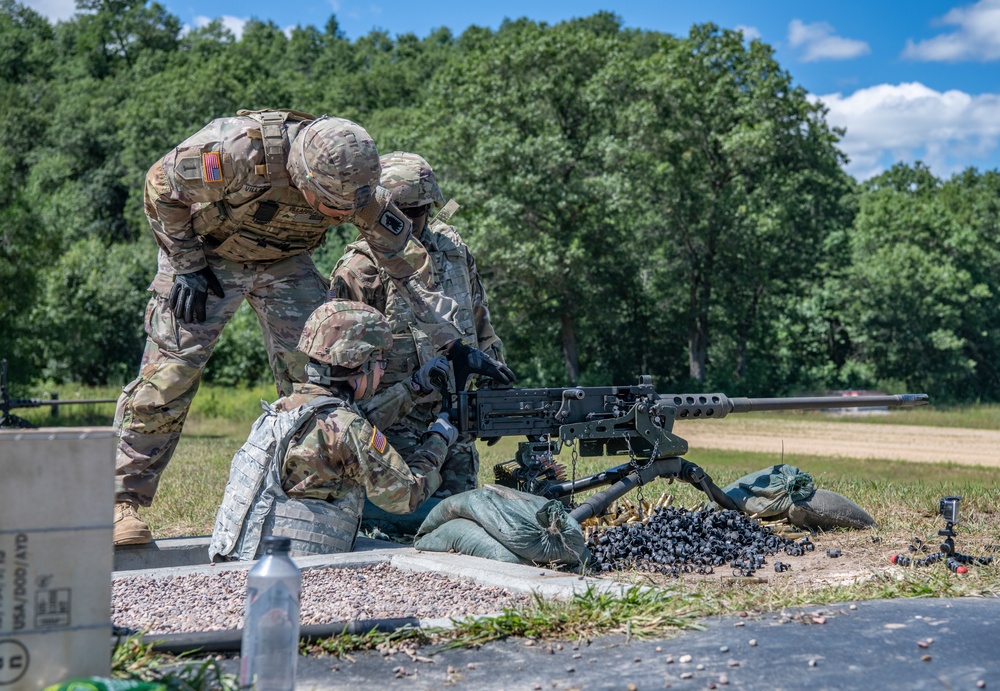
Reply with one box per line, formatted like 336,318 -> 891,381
673,418 -> 1000,468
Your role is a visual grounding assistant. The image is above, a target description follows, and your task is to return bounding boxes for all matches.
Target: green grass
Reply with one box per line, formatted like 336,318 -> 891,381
732,404 -> 1000,429
112,633 -> 238,690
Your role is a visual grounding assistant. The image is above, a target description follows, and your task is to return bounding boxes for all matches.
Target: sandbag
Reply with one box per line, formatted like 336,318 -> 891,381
787,489 -> 876,530
413,517 -> 523,563
718,464 -> 815,518
414,484 -> 590,567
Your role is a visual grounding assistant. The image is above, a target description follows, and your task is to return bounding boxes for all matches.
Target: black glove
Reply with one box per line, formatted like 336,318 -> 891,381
168,266 -> 225,324
447,341 -> 516,391
411,356 -> 450,396
427,412 -> 458,446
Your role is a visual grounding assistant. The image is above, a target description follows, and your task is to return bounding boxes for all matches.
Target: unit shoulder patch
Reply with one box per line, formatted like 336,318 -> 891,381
380,210 -> 405,235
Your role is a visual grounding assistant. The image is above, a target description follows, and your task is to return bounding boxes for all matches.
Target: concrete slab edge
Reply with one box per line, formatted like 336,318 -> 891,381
391,551 -> 641,600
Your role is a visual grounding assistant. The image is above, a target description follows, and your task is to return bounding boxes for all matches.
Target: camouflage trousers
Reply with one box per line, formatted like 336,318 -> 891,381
114,249 -> 327,505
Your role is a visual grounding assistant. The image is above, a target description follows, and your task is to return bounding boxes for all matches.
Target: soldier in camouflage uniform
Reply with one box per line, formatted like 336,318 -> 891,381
332,152 -> 506,499
209,300 -> 458,559
114,111 -> 512,546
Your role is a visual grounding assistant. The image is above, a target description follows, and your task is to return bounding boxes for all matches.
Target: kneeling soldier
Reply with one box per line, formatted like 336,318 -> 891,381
209,300 -> 456,560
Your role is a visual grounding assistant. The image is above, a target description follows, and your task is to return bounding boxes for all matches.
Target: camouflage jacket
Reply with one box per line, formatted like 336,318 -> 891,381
143,109 -> 462,348
274,382 -> 446,512
332,221 -> 504,396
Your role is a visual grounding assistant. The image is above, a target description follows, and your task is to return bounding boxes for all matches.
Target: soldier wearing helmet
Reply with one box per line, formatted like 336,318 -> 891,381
332,152 -> 507,508
114,111 -> 514,547
210,300 -> 458,560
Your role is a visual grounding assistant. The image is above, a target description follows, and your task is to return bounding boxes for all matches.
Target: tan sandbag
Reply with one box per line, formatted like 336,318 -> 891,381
787,489 -> 876,530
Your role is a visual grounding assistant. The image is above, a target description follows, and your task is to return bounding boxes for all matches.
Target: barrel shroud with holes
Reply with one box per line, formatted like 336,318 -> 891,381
449,376 -> 928,523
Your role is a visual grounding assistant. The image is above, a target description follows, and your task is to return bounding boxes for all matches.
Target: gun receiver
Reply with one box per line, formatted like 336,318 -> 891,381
453,376 -> 928,522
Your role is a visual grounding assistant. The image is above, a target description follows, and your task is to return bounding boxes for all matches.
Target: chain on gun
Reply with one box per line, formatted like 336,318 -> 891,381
449,375 -> 929,525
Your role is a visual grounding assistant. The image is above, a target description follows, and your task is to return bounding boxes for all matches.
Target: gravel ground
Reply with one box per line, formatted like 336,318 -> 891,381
113,562 -> 530,634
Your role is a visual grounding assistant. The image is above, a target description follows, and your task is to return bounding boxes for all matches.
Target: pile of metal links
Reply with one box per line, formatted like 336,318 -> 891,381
586,506 -> 808,577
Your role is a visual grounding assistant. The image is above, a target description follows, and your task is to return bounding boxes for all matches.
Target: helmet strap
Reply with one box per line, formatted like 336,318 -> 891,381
304,361 -> 335,386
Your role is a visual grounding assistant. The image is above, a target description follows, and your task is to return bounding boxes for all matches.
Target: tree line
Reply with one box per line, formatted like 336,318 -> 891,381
2,0 -> 998,402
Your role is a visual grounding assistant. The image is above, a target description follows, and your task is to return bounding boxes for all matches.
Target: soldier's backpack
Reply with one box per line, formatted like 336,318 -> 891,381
209,395 -> 361,562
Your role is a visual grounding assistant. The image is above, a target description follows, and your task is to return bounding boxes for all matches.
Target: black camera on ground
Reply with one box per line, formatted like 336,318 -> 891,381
939,496 -> 961,525
938,495 -> 962,554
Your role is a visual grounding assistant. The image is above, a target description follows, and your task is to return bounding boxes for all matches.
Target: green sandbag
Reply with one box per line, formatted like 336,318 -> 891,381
413,517 -> 523,563
787,489 -> 876,530
719,464 -> 815,518
415,484 -> 590,567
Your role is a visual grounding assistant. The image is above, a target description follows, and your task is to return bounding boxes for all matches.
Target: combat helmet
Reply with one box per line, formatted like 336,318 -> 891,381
379,151 -> 445,210
298,300 -> 391,391
287,116 -> 380,211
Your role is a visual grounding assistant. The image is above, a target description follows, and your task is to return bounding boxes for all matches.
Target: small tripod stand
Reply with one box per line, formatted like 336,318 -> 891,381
891,496 -> 994,572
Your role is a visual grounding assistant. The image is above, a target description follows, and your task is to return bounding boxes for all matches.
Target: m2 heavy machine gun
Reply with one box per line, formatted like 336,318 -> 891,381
1,358 -> 117,428
450,376 -> 928,524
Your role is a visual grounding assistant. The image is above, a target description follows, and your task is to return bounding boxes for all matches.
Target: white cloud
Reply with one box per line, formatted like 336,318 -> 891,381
20,0 -> 76,22
788,19 -> 870,62
194,15 -> 249,40
815,82 -> 1000,179
735,25 -> 761,41
903,0 -> 1000,62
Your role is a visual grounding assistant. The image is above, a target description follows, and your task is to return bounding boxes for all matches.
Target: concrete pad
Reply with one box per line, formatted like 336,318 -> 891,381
113,539 -> 623,610
113,534 -> 407,572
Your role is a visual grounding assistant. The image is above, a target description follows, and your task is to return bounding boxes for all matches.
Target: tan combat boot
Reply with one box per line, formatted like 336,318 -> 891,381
114,502 -> 152,546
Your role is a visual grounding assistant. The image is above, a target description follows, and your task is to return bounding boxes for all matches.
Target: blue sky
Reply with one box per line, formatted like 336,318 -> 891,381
23,0 -> 1000,179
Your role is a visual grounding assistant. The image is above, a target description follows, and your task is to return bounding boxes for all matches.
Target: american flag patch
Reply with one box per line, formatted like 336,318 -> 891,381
370,426 -> 387,454
202,151 -> 222,182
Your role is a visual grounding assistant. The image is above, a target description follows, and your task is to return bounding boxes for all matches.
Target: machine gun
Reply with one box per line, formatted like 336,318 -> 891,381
449,376 -> 928,523
1,358 -> 118,429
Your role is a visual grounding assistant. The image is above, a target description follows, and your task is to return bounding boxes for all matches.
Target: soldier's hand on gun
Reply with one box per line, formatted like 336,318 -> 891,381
427,412 -> 458,446
447,341 -> 516,391
168,266 -> 225,324
411,356 -> 450,397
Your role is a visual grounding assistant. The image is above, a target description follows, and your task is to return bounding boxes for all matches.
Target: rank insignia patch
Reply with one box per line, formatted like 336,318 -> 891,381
202,151 -> 223,182
370,426 -> 388,454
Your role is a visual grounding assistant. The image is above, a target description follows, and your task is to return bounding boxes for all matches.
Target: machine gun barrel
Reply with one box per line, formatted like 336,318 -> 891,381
729,393 -> 928,414
666,392 -> 929,420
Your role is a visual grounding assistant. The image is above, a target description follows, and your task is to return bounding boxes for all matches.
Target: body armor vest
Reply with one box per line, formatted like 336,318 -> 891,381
209,395 -> 362,561
345,223 -> 478,405
191,110 -> 332,264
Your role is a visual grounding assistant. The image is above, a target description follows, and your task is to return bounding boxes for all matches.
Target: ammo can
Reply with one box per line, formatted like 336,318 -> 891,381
0,428 -> 114,690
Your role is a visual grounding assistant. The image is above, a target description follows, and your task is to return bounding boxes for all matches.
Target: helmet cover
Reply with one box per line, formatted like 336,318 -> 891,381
288,116 -> 380,210
297,300 -> 391,376
379,151 -> 444,209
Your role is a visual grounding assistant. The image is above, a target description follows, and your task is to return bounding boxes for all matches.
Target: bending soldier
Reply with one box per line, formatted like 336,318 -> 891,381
210,300 -> 457,560
114,111 -> 513,546
332,152 -> 506,500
